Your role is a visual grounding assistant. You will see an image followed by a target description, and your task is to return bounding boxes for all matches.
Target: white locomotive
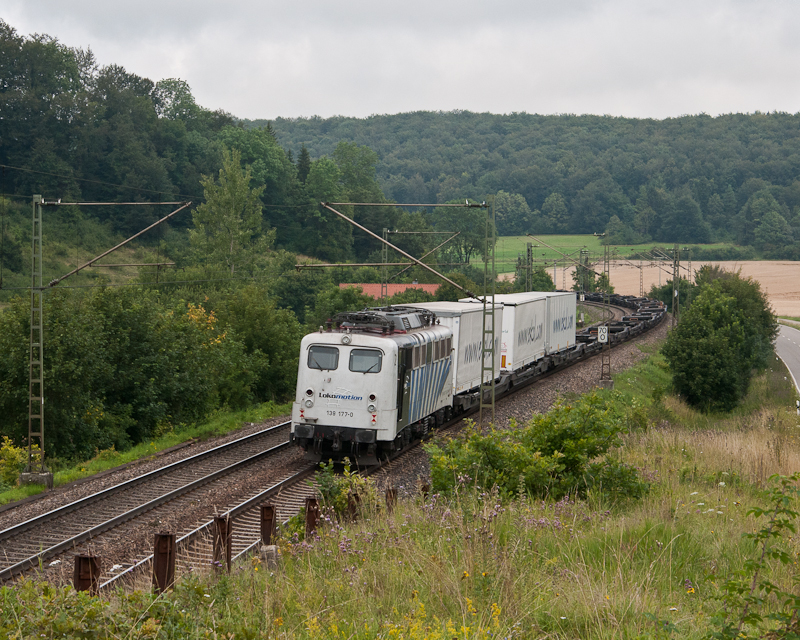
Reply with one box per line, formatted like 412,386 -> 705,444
291,307 -> 461,464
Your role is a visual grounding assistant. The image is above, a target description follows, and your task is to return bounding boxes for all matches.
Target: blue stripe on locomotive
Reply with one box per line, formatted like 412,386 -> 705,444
408,357 -> 451,423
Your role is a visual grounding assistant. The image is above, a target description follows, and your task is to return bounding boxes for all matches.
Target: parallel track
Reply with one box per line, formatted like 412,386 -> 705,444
0,422 -> 291,582
99,466 -> 318,590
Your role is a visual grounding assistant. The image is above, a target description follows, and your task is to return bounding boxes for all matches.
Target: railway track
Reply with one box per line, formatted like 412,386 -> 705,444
99,465 -> 318,590
0,422 -> 293,583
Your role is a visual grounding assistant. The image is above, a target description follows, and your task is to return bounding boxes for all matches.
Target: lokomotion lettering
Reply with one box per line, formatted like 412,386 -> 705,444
319,392 -> 363,401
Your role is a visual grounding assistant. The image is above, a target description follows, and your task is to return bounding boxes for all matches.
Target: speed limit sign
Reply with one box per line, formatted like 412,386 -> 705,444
598,326 -> 609,343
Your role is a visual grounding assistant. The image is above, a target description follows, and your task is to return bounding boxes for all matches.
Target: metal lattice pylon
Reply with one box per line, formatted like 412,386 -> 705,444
380,228 -> 389,304
639,259 -> 644,297
26,195 -> 46,474
526,242 -> 533,291
479,200 -> 496,430
672,244 -> 680,326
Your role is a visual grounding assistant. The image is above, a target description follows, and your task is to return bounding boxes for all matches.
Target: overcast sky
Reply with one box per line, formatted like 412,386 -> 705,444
3,1 -> 799,121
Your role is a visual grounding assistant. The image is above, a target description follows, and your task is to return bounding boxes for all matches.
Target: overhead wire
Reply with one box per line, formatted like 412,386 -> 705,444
0,163 -> 204,201
0,270 -> 302,291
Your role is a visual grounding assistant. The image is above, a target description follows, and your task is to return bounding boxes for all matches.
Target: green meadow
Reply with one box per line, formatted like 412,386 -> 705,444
494,235 -> 745,276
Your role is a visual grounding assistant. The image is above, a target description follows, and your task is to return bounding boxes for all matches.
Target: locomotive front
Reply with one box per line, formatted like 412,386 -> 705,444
291,307 -> 452,465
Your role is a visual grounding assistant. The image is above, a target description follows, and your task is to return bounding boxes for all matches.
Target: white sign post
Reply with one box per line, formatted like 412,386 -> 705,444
598,325 -> 609,344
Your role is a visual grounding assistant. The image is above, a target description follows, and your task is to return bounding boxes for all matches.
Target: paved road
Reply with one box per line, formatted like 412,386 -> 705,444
776,323 -> 800,395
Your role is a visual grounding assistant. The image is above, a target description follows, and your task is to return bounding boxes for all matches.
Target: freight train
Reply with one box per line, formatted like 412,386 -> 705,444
290,292 -> 665,464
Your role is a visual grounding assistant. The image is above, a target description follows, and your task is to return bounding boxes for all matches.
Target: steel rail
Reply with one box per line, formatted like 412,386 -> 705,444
99,466 -> 317,590
0,438 -> 293,582
0,421 -> 290,543
0,421 -> 291,542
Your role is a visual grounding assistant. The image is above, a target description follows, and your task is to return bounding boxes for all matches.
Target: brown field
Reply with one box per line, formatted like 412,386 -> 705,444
502,260 -> 800,317
610,260 -> 800,317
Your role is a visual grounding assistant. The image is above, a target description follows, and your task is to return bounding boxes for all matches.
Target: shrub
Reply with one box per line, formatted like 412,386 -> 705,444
316,458 -> 380,517
426,392 -> 648,501
0,436 -> 26,486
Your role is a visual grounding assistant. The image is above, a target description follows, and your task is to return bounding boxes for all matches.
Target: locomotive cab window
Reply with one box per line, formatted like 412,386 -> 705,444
350,349 -> 382,373
307,345 -> 339,370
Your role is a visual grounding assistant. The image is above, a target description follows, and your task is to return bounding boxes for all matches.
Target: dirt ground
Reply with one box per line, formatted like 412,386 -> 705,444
607,261 -> 800,317
502,261 -> 800,317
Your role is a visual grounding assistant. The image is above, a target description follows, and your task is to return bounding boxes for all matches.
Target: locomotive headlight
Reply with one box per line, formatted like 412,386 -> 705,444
304,398 -> 314,408
367,403 -> 376,413
341,334 -> 352,345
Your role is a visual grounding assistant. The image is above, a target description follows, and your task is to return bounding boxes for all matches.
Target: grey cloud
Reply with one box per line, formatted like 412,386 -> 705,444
2,0 -> 800,119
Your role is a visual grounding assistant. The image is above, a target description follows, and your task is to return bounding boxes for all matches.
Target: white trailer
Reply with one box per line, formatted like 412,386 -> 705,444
545,291 -> 577,354
395,301 -> 503,394
460,291 -> 578,363
458,292 -> 547,371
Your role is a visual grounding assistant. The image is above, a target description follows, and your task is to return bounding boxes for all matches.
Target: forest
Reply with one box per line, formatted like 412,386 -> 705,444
0,19 -> 797,466
255,111 -> 800,257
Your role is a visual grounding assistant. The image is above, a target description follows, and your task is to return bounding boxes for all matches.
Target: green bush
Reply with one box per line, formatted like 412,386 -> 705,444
0,436 -> 26,486
316,458 -> 380,517
426,392 -> 648,501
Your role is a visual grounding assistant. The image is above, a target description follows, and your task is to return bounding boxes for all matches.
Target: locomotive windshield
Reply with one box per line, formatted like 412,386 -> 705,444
308,345 -> 339,370
349,349 -> 382,373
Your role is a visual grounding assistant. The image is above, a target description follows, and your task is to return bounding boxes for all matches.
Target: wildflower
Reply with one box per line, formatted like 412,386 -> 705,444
669,607 -> 678,611
462,571 -> 469,580
687,587 -> 695,594
718,482 -> 725,487
690,491 -> 698,496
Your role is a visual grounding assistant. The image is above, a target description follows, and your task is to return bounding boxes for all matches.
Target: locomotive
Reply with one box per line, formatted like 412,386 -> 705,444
290,292 -> 664,465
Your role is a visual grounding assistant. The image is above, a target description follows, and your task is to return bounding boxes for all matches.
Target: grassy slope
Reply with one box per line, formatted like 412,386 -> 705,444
3,340 -> 799,639
0,203 -> 184,303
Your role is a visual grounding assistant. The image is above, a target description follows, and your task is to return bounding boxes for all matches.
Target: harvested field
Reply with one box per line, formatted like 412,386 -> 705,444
608,260 -> 800,317
501,260 -> 800,316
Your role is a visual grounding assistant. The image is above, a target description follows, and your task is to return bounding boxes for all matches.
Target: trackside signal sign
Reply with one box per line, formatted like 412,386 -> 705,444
598,326 -> 609,343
